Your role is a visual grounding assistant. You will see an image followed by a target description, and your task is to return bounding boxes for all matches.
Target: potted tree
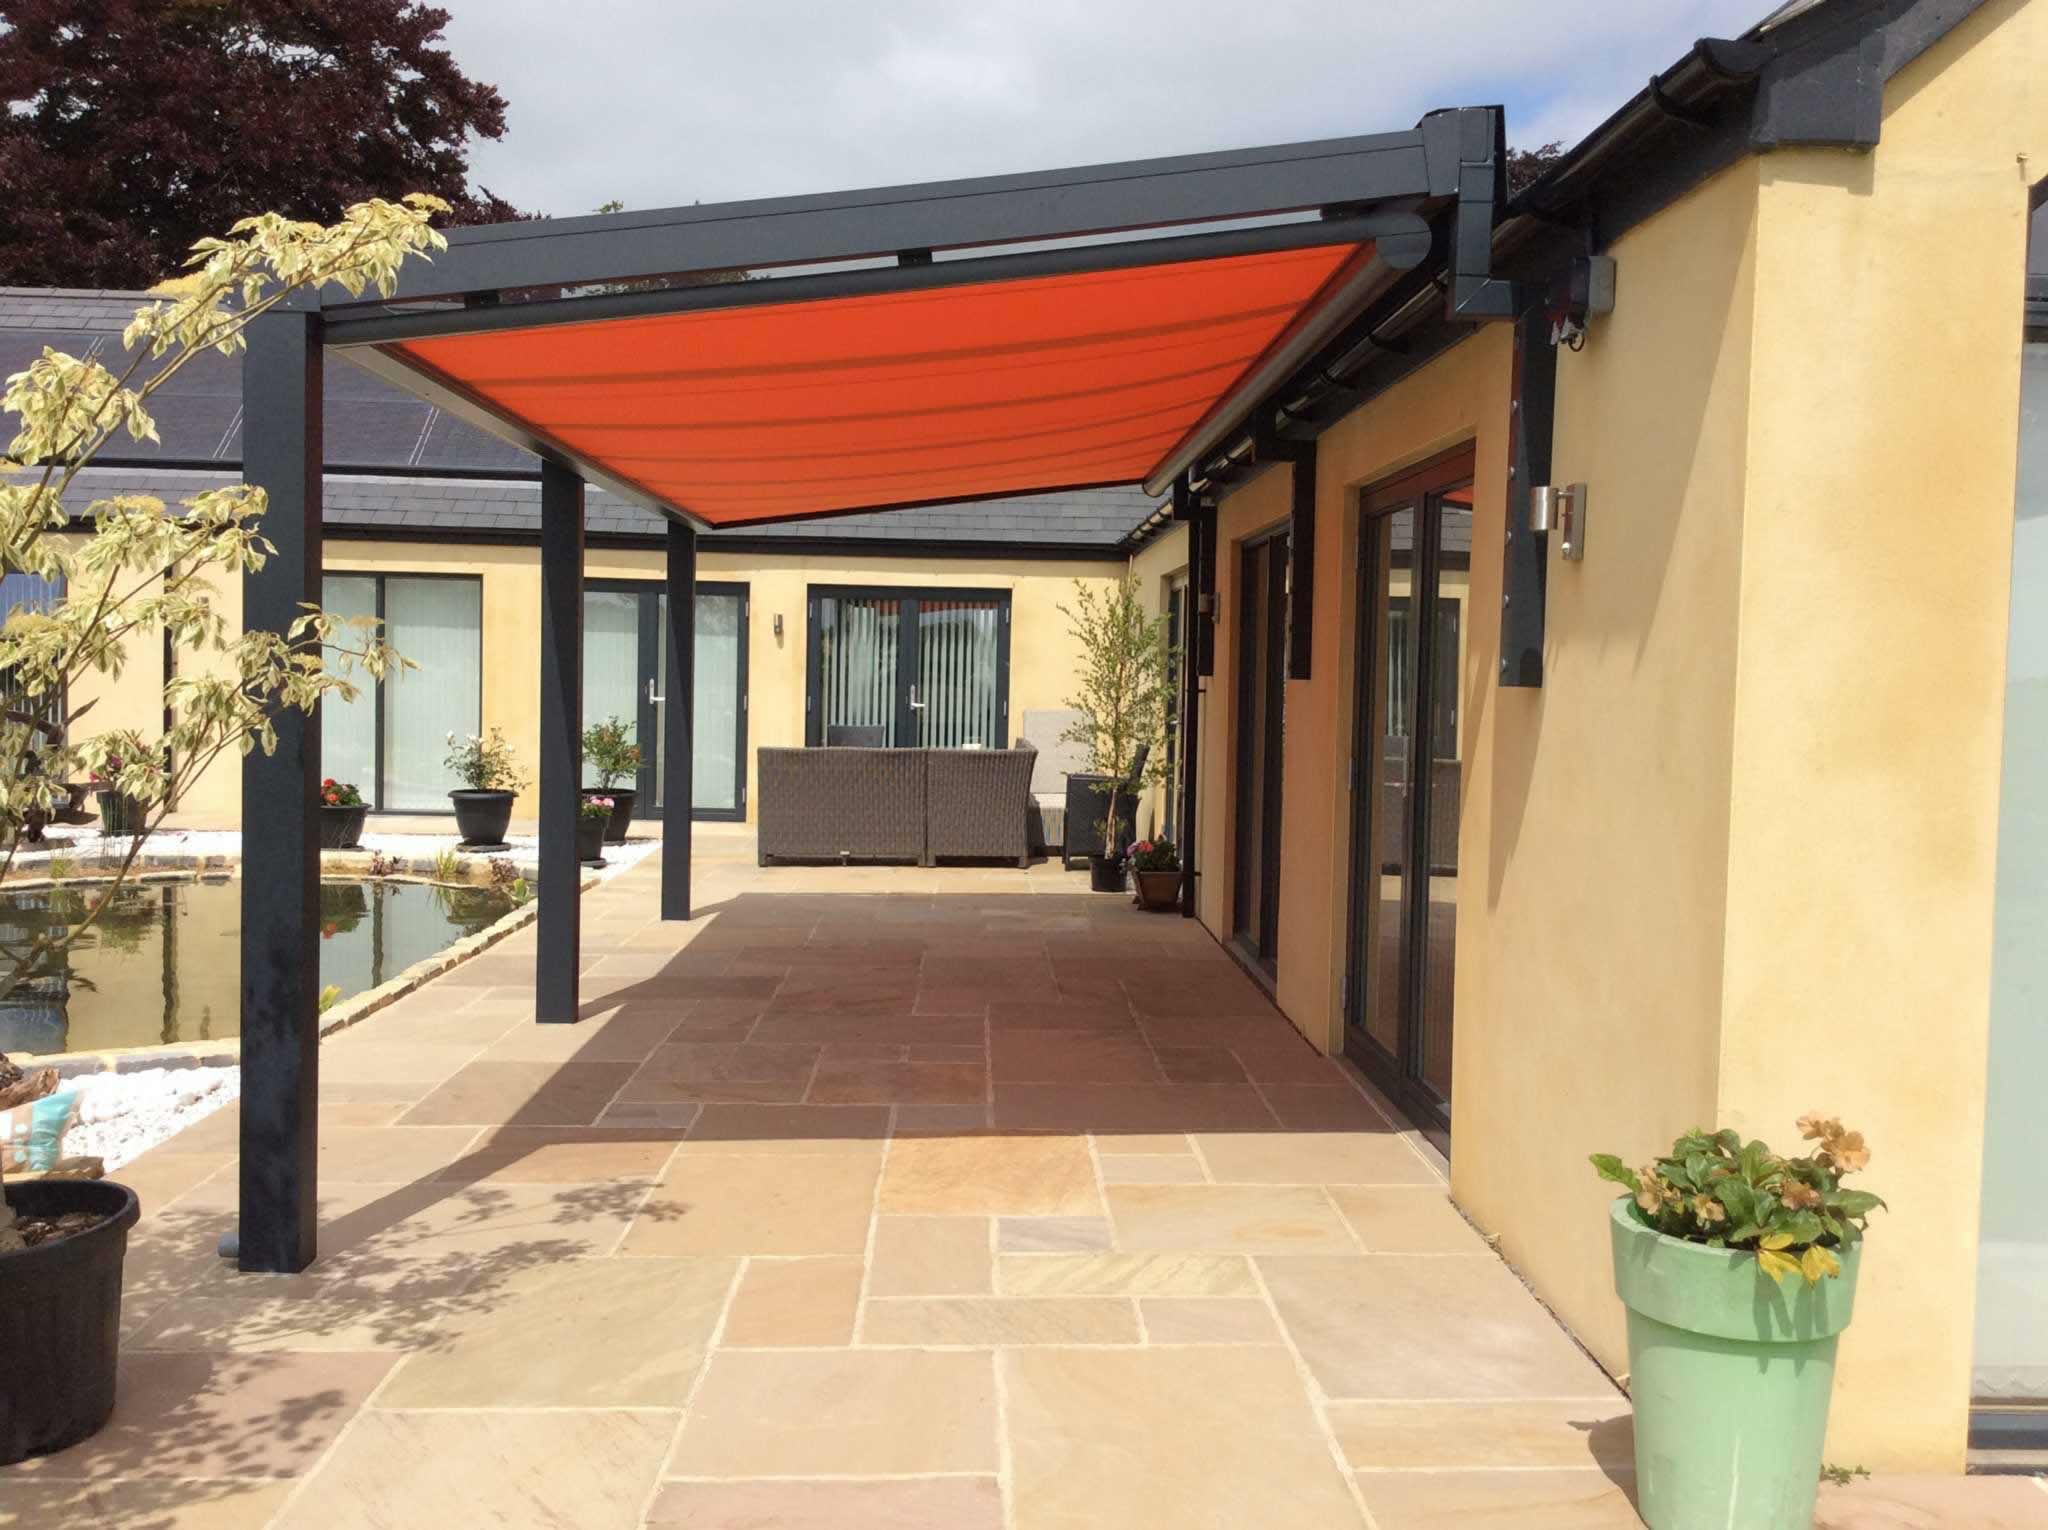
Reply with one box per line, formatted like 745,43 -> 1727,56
444,727 -> 527,847
1057,576 -> 1176,892
577,794 -> 612,863
1590,1118 -> 1884,1530
0,193 -> 439,1463
581,715 -> 640,842
1128,838 -> 1180,911
318,777 -> 368,849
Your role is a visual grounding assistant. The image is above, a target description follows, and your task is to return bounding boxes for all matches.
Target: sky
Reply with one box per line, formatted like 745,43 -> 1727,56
437,0 -> 1770,220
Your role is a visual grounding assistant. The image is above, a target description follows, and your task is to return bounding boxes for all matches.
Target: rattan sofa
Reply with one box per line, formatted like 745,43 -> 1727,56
756,745 -> 1036,867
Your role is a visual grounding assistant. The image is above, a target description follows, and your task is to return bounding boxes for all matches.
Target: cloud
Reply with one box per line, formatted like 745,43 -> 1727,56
440,0 -> 1767,218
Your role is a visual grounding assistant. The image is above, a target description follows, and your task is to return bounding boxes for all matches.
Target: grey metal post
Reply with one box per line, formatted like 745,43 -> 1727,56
662,519 -> 696,920
238,296 -> 323,1272
537,460 -> 584,1021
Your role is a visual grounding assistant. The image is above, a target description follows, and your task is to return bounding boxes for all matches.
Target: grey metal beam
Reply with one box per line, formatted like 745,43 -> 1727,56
238,296 -> 323,1273
344,130 -> 1436,306
322,211 -> 1431,349
1177,482 -> 1205,920
537,461 -> 584,1022
661,521 -> 697,921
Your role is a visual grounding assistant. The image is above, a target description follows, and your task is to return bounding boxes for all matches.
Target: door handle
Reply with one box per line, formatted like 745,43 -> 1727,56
908,683 -> 925,710
646,678 -> 665,705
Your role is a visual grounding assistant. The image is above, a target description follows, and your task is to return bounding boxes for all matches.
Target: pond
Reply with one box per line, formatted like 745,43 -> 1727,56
0,879 -> 519,1057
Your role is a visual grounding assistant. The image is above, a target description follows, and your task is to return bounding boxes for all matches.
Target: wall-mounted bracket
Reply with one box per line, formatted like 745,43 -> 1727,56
1499,309 -> 1556,687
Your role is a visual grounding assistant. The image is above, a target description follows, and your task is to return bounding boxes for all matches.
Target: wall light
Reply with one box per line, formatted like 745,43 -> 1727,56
1529,483 -> 1588,562
772,612 -> 784,639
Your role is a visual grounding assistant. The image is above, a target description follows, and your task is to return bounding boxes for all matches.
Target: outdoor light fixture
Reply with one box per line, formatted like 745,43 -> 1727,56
772,612 -> 784,638
1530,483 -> 1588,562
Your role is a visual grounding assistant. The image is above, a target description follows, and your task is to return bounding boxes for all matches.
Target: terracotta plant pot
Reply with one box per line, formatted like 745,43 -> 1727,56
0,1178 -> 140,1465
1133,867 -> 1180,911
318,803 -> 368,849
449,789 -> 514,846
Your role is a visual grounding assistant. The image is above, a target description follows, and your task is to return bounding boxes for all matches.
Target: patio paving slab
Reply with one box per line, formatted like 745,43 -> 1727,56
52,845 -> 2038,1528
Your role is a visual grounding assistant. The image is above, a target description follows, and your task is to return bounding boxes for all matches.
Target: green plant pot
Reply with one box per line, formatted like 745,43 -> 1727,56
1609,1199 -> 1861,1530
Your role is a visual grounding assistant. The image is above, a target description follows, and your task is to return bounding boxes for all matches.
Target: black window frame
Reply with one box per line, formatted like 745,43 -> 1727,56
803,584 -> 1013,749
320,569 -> 483,815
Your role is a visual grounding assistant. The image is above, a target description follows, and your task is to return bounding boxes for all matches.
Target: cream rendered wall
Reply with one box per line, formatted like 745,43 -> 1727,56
171,541 -> 1122,823
1711,0 -> 2048,1467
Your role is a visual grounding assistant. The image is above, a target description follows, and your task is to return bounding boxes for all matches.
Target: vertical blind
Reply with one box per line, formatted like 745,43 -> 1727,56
581,591 -> 639,789
0,571 -> 65,728
819,596 -> 903,745
916,599 -> 1002,748
692,591 -> 743,811
320,576 -> 379,800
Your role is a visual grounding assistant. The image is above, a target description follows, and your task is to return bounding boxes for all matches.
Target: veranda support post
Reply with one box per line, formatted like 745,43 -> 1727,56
537,460 -> 585,1022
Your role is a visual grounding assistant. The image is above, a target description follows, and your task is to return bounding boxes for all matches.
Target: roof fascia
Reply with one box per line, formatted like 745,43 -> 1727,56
340,129 -> 1437,307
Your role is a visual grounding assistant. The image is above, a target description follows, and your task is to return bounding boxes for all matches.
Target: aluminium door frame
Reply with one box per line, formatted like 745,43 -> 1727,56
803,584 -> 1013,748
1342,445 -> 1474,1146
1230,519 -> 1292,975
584,576 -> 750,822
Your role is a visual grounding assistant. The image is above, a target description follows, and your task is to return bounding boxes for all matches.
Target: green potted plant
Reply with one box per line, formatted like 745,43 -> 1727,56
1590,1117 -> 1884,1530
318,777 -> 367,848
581,715 -> 640,842
577,793 -> 612,863
443,727 -> 527,846
1057,576 -> 1176,889
0,194 -> 437,1464
1129,838 -> 1180,911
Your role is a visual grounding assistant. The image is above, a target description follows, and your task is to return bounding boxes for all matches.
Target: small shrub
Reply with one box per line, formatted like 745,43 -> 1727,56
485,856 -> 517,889
582,716 -> 640,790
1129,838 -> 1178,872
366,850 -> 398,879
508,875 -> 531,905
430,847 -> 461,883
442,727 -> 528,793
45,854 -> 76,882
1820,1464 -> 1870,1488
316,983 -> 341,1014
318,778 -> 363,807
1591,1117 -> 1884,1286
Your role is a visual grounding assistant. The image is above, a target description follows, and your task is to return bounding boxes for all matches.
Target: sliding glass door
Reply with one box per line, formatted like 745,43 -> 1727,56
320,573 -> 482,811
1232,529 -> 1289,974
583,580 -> 749,821
1344,450 -> 1472,1141
806,586 -> 1011,748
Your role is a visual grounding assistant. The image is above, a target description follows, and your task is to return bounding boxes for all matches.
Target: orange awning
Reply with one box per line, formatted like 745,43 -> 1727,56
391,241 -> 1373,525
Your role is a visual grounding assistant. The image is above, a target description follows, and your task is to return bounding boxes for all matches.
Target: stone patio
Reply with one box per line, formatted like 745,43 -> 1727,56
4,835 -> 2043,1528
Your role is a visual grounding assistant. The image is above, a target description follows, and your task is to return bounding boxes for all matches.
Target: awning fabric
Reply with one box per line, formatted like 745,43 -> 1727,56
391,241 -> 1373,525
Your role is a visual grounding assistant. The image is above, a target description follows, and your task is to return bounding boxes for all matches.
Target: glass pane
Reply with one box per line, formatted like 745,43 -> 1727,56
916,598 -> 1002,748
816,595 -> 901,746
1417,491 -> 1471,1101
320,575 -> 378,804
1361,511 -> 1415,1058
582,590 -> 640,789
693,591 -> 742,811
1977,336 -> 2048,1403
381,577 -> 481,810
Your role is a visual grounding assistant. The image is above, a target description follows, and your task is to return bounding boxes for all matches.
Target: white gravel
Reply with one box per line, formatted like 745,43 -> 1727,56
58,1065 -> 241,1171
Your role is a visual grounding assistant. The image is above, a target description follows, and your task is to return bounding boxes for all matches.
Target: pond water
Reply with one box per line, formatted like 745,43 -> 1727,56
0,879 -> 518,1057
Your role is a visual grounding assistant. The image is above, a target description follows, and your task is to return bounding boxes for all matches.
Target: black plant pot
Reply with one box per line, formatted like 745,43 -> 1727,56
576,814 -> 607,863
450,789 -> 515,846
318,803 -> 368,850
1088,854 -> 1126,894
582,787 -> 637,843
0,1178 -> 140,1465
94,790 -> 146,837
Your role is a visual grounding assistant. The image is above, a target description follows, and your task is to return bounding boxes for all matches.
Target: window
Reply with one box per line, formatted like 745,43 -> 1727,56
806,586 -> 1010,748
1,572 -> 65,734
320,574 -> 482,810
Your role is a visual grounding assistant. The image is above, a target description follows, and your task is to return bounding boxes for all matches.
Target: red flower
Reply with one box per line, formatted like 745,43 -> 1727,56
323,778 -> 336,788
